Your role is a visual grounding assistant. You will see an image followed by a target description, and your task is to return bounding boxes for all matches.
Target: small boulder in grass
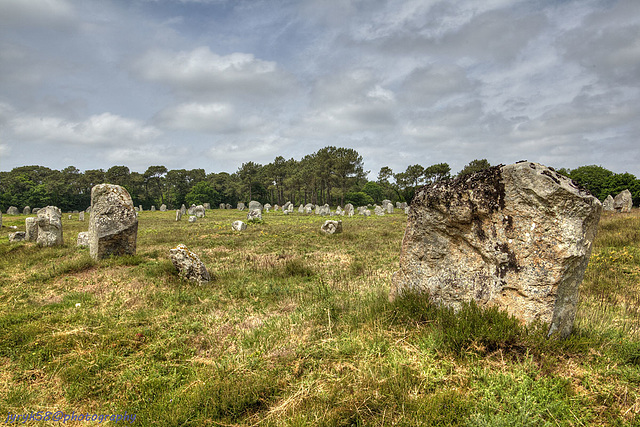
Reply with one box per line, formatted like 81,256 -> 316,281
321,220 -> 343,234
232,220 -> 247,231
170,244 -> 210,284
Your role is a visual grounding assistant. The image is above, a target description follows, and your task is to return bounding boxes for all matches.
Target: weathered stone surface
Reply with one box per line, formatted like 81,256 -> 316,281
602,195 -> 614,211
79,211 -> 85,221
386,203 -> 394,214
138,205 -> 142,212
188,204 -> 196,215
204,203 -> 211,210
88,184 -> 137,260
391,162 -> 602,338
362,209 -> 371,217
249,201 -> 263,212
9,232 -> 26,242
170,244 -> 210,284
274,204 -> 280,212
181,204 -> 187,215
151,205 -> 156,211
7,206 -> 19,215
264,203 -> 272,212
195,205 -> 206,218
176,210 -> 182,221
404,206 -> 410,214
219,203 -> 226,209
382,199 -> 391,207
237,202 -> 245,211
321,220 -> 343,234
345,203 -> 354,216
25,217 -> 38,241
33,208 -> 41,214
36,206 -> 63,247
613,189 -> 633,213
188,216 -> 197,223
160,204 -> 167,211
247,209 -> 262,221
225,203 -> 231,210
77,231 -> 89,247
23,206 -> 31,215
374,205 -> 385,216
232,220 -> 247,231
298,204 -> 304,213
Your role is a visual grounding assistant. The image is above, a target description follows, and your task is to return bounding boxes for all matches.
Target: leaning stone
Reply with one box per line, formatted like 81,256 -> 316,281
176,210 -> 182,221
36,206 -> 63,247
188,216 -> 197,223
77,232 -> 89,247
170,244 -> 210,284
23,206 -> 31,215
88,184 -> 137,260
9,232 -> 26,242
613,189 -> 633,213
391,162 -> 602,339
232,220 -> 247,231
7,206 -> 19,215
603,195 -> 614,212
321,220 -> 343,234
25,217 -> 38,241
247,209 -> 262,221
160,204 -> 167,212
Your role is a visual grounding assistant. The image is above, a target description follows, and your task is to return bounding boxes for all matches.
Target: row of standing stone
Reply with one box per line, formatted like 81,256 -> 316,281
602,189 -> 633,212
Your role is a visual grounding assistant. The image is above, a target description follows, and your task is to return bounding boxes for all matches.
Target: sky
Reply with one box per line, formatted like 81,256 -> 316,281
1,0 -> 639,179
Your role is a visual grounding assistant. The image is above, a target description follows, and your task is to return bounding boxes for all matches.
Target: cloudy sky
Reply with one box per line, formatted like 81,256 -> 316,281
1,0 -> 639,179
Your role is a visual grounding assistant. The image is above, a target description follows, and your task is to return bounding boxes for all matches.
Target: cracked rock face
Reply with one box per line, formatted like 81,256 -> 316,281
36,206 -> 63,247
89,184 -> 138,260
391,162 -> 602,338
169,244 -> 210,284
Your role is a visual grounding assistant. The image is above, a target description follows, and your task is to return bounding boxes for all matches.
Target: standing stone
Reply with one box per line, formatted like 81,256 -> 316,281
404,206 -> 410,214
363,209 -> 371,217
249,201 -> 263,212
219,203 -> 226,210
204,203 -> 211,210
613,189 -> 633,213
176,210 -> 182,221
188,216 -> 197,223
298,204 -> 304,213
335,206 -> 343,216
69,215 -> 73,219
305,206 -> 313,214
9,232 -> 26,242
288,204 -> 294,213
400,202 -> 408,209
79,211 -> 85,221
36,206 -> 63,247
274,204 -> 280,212
264,203 -> 271,213
170,244 -> 210,283
181,204 -> 187,215
232,220 -> 247,231
33,208 -> 40,214
247,209 -> 262,221
25,217 -> 38,241
345,204 -> 354,216
138,205 -> 142,212
160,204 -> 167,212
77,232 -> 89,247
321,220 -> 343,234
237,202 -> 245,211
603,195 -> 614,212
225,204 -> 231,210
386,203 -> 394,214
195,205 -> 206,218
88,184 -> 138,260
374,205 -> 385,216
23,206 -> 31,215
391,162 -> 602,338
7,206 -> 19,215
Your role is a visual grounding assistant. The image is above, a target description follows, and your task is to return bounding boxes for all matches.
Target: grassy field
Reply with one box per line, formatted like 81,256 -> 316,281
1,208 -> 639,426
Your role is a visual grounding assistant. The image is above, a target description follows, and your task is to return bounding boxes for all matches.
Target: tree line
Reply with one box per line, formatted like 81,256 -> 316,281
1,150 -> 638,212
